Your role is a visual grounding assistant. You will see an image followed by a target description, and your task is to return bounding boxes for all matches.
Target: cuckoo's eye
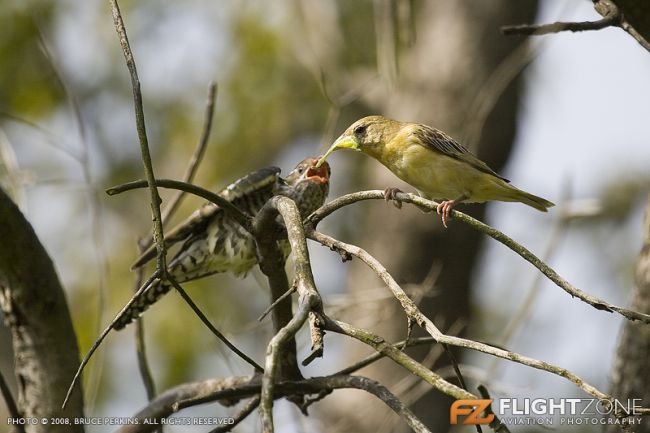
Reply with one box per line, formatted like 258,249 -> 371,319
353,124 -> 367,136
297,165 -> 306,174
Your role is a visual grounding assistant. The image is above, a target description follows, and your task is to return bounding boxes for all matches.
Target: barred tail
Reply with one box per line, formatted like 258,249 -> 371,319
112,279 -> 171,330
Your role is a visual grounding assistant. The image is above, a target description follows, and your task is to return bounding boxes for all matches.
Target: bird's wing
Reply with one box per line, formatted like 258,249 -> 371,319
131,166 -> 281,269
413,125 -> 509,182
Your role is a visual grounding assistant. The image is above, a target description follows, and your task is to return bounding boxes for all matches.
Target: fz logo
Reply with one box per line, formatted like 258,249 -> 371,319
450,399 -> 495,425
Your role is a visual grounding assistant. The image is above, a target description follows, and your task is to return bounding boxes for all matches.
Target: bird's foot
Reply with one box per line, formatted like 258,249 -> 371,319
436,200 -> 458,228
384,187 -> 403,209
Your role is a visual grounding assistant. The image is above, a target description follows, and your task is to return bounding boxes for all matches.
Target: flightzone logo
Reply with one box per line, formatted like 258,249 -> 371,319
450,398 -> 644,427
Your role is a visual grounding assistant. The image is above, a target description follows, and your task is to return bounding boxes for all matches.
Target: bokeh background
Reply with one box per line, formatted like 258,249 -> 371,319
1,0 -> 649,432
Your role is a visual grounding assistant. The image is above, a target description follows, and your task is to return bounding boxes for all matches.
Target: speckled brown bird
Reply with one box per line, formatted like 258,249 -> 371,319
113,157 -> 330,330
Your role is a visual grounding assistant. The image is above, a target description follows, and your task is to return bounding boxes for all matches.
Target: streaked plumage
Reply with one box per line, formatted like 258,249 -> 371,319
317,115 -> 553,226
113,157 -> 330,330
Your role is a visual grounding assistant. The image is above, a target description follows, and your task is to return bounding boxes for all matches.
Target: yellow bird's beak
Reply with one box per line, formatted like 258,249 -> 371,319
315,134 -> 360,168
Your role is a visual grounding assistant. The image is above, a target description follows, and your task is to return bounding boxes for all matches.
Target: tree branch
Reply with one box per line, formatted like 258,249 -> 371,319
322,318 -> 475,401
501,16 -> 618,36
160,82 -> 217,226
307,190 -> 650,324
115,374 -> 431,433
209,395 -> 260,433
108,0 -> 167,270
132,263 -> 156,401
0,370 -> 24,433
501,0 -> 650,54
308,228 -> 647,414
253,195 -> 325,432
106,178 -> 251,232
166,276 -> 263,372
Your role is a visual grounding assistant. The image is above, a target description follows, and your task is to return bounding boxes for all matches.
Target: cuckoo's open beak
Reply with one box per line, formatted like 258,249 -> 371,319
306,158 -> 330,184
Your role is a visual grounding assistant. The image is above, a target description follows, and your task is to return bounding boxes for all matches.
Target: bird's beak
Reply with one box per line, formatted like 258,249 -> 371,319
315,134 -> 360,168
305,159 -> 330,184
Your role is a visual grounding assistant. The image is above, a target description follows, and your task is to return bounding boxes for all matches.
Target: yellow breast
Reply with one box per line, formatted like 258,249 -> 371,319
366,135 -> 500,202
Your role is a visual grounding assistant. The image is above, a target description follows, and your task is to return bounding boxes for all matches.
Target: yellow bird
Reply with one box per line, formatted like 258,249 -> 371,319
317,115 -> 554,226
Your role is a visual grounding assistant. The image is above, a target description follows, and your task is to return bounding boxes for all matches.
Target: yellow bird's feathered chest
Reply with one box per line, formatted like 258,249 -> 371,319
365,133 -> 502,202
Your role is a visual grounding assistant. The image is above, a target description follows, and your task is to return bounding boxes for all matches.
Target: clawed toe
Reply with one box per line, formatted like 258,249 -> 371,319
436,201 -> 455,228
383,187 -> 403,209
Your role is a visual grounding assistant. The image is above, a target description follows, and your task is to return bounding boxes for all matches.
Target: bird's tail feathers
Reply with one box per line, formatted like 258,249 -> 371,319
112,279 -> 171,330
502,185 -> 555,212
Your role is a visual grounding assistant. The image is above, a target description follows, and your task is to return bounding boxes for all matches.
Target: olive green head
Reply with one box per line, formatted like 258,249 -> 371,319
316,115 -> 402,167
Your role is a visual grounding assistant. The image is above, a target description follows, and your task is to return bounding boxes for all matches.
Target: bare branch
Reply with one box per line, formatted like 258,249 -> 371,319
257,284 -> 297,322
108,0 -> 167,272
478,385 -> 511,433
63,271 -> 162,408
132,262 -> 156,401
501,16 -> 617,36
253,197 -> 305,391
115,375 -> 260,433
116,374 -> 431,433
166,276 -> 263,372
253,195 -> 324,432
209,396 -> 260,433
160,82 -> 218,225
323,318 -> 475,401
308,229 -> 638,408
0,370 -> 24,433
335,336 -> 438,375
501,0 -> 650,54
106,178 -> 251,232
307,190 -> 650,324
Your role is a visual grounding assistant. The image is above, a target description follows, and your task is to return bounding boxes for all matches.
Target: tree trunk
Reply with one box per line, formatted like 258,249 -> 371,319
337,1 -> 538,431
0,187 -> 85,433
606,195 -> 650,433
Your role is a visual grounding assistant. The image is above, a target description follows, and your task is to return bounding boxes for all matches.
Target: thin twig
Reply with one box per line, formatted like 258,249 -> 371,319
619,17 -> 650,52
160,82 -> 218,226
478,385 -> 511,433
501,0 -> 650,54
335,336 -> 437,375
261,298 -> 312,432
0,370 -> 24,433
209,396 -> 260,433
258,284 -> 297,322
166,276 -> 263,373
501,15 -> 618,36
62,271 -> 161,409
132,256 -> 156,400
323,318 -> 475,401
308,229 -> 635,405
306,191 -> 650,324
116,374 -> 432,433
106,178 -> 251,232
108,0 -> 167,272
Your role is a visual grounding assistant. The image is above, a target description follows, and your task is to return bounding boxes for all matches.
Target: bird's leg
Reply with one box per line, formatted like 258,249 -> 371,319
383,187 -> 403,209
436,194 -> 467,228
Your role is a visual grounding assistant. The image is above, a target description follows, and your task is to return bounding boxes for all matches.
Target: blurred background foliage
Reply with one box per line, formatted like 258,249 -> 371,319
1,0 -> 649,432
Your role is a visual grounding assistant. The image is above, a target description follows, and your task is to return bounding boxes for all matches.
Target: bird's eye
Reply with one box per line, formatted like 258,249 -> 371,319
353,124 -> 367,136
297,165 -> 305,174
